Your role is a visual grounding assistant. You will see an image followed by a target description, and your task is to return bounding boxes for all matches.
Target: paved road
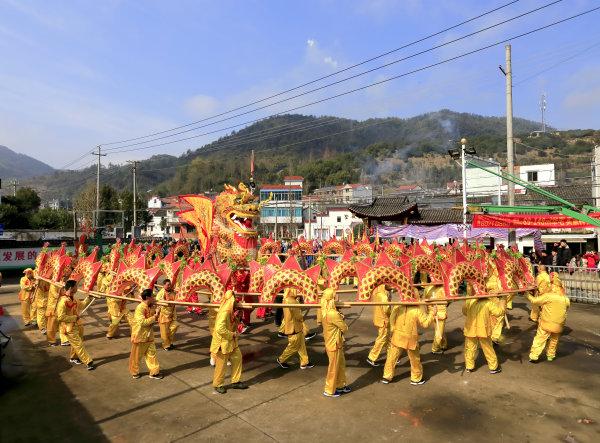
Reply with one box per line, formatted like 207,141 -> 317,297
0,282 -> 599,442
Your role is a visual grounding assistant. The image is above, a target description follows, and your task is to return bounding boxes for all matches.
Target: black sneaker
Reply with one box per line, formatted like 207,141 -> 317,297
214,386 -> 226,394
48,342 -> 58,347
380,378 -> 391,384
410,379 -> 426,386
337,386 -> 352,394
300,362 -> 315,369
277,332 -> 286,338
231,382 -> 248,390
466,368 -> 473,373
86,362 -> 96,371
366,358 -> 379,367
163,346 -> 171,351
106,335 -> 114,340
431,350 -> 443,355
149,373 -> 164,379
304,332 -> 317,341
132,374 -> 141,379
277,358 -> 290,369
489,367 -> 502,374
61,342 -> 70,346
40,329 -> 47,334
323,391 -> 340,398
528,358 -> 539,364
69,358 -> 82,365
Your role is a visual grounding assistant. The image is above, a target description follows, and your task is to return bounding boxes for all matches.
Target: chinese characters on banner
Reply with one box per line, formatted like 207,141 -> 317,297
0,248 -> 41,269
472,213 -> 600,229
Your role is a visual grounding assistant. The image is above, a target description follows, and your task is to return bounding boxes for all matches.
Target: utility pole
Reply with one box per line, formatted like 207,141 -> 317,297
540,93 -> 547,133
92,146 -> 106,228
593,146 -> 600,251
504,44 -> 516,245
127,160 -> 138,237
460,139 -> 468,239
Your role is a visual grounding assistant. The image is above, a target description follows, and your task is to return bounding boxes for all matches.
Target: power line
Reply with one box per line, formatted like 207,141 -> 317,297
99,0 -> 521,148
104,6 -> 600,156
103,0 -> 564,153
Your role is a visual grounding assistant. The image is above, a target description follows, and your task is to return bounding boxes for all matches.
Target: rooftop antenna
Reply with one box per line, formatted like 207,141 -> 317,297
540,92 -> 547,133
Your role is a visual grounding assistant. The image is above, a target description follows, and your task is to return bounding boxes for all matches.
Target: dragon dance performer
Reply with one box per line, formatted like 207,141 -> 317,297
462,296 -> 506,374
210,290 -> 248,394
106,283 -> 134,340
381,298 -> 436,385
46,269 -> 71,346
530,264 -> 551,323
485,262 -> 506,345
424,284 -> 448,354
33,278 -> 50,334
527,272 -> 570,363
18,268 -> 36,326
155,279 -> 178,351
129,289 -> 163,379
366,285 -> 391,367
321,288 -> 351,397
276,288 -> 314,370
56,280 -> 95,370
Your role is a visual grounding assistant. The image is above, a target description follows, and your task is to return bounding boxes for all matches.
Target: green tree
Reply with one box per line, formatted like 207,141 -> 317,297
30,208 -> 72,229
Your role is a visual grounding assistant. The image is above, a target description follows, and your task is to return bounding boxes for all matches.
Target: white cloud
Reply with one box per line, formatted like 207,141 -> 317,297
184,94 -> 219,117
323,56 -> 338,68
307,39 -> 316,47
305,38 -> 340,70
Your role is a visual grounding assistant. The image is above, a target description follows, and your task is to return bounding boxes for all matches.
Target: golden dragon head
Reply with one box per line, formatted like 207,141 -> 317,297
215,182 -> 262,237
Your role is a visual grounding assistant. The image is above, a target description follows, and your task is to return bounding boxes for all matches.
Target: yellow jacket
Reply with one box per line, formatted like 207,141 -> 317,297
56,295 -> 79,333
46,284 -> 61,316
322,309 -> 348,351
462,298 -> 505,338
372,285 -> 390,328
131,302 -> 156,344
528,291 -> 569,333
34,281 -> 49,301
389,305 -> 434,350
282,289 -> 304,335
423,285 -> 447,320
19,276 -> 35,301
210,291 -> 238,354
100,273 -> 113,294
156,287 -> 177,323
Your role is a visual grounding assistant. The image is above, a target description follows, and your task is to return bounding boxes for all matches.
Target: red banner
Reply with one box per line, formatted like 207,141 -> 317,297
472,213 -> 600,229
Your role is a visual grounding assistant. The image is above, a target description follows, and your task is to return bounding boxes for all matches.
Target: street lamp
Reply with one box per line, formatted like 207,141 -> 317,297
448,138 -> 475,239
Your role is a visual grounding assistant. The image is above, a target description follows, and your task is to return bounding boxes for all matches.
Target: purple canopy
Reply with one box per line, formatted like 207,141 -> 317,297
376,224 -> 538,240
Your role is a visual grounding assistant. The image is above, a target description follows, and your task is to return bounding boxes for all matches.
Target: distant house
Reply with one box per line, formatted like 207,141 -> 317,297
144,195 -> 194,239
312,183 -> 373,204
259,178 -> 304,238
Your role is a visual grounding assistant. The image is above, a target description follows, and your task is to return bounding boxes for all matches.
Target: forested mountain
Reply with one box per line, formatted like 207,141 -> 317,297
0,145 -> 54,179
25,109 -> 600,201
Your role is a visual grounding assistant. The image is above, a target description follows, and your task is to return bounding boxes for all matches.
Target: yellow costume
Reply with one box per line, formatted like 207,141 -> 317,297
530,269 -> 551,322
278,289 -> 309,367
367,285 -> 390,363
321,288 -> 349,396
106,279 -> 134,339
383,304 -> 434,383
210,291 -> 244,390
33,280 -> 50,331
57,294 -> 93,365
424,285 -> 448,353
45,283 -> 62,344
485,268 -> 505,344
156,287 -> 178,349
18,272 -> 35,325
528,274 -> 569,361
129,301 -> 160,377
462,298 -> 505,371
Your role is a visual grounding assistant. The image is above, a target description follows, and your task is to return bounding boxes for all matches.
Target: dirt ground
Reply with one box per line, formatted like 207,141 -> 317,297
0,280 -> 599,443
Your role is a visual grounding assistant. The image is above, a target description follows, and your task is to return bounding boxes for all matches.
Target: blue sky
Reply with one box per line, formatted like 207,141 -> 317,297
1,0 -> 599,169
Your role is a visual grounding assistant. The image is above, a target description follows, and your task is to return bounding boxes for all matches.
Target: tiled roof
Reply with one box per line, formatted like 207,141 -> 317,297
284,176 -> 304,180
408,208 -> 472,225
260,185 -> 303,190
348,197 -> 417,219
467,185 -> 593,206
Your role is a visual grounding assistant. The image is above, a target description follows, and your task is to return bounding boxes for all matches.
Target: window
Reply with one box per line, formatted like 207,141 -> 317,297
336,216 -> 342,223
335,229 -> 343,237
527,171 -> 538,182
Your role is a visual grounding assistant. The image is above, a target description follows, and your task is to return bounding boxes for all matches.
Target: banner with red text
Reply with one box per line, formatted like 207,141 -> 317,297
472,213 -> 600,229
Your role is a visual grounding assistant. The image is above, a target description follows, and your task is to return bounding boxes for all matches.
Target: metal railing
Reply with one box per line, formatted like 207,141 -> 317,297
533,264 -> 600,304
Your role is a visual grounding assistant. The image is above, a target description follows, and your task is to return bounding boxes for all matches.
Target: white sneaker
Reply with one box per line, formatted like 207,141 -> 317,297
227,360 -> 232,366
210,357 -> 215,366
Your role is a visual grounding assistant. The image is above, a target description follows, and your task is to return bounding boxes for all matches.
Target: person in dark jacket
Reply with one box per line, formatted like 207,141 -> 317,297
558,240 -> 572,268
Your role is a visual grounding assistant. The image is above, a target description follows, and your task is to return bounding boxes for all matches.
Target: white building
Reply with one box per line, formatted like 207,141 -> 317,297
516,164 -> 555,190
465,162 -> 556,198
305,207 -> 362,240
259,177 -> 304,238
312,183 -> 373,204
143,196 -> 193,239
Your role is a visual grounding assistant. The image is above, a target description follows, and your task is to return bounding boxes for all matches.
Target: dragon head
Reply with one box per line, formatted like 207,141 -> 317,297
216,183 -> 260,237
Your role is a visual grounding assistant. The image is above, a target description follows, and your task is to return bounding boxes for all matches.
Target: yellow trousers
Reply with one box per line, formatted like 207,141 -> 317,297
213,348 -> 242,388
36,296 -> 48,330
59,323 -> 69,345
279,332 -> 308,366
107,311 -> 134,338
324,349 -> 346,395
506,293 -> 514,310
159,321 -> 178,349
432,319 -> 448,353
529,325 -> 560,360
66,325 -> 92,365
46,314 -> 57,343
20,299 -> 32,324
129,342 -> 160,376
464,337 -> 498,370
29,300 -> 37,324
383,345 -> 423,383
367,325 -> 389,361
